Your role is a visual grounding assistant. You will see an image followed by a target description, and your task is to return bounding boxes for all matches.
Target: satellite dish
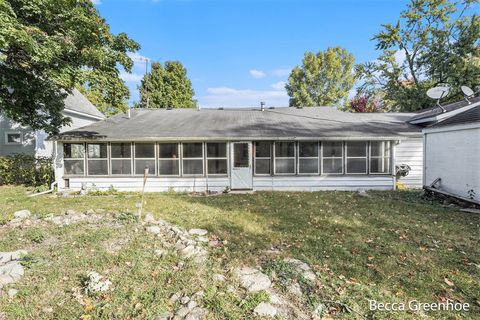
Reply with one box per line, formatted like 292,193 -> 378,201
461,85 -> 474,97
461,85 -> 475,104
426,86 -> 450,100
426,85 -> 450,112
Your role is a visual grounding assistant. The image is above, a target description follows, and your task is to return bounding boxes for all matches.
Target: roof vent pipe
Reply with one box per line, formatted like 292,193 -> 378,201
127,108 -> 131,119
260,101 -> 265,111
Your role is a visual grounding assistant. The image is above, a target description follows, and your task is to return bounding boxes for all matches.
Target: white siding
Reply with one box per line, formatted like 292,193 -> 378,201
61,175 -> 394,192
424,124 -> 480,203
395,137 -> 423,188
253,175 -> 394,191
66,177 -> 230,193
35,112 -> 100,157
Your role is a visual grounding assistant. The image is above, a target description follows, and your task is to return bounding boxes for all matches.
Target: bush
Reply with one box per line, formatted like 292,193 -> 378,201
0,154 -> 54,187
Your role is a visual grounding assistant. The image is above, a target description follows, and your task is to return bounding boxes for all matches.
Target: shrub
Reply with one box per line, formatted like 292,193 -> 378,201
0,154 -> 54,187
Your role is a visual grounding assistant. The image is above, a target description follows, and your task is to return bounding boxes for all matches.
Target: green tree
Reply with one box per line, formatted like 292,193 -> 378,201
0,0 -> 139,133
358,0 -> 479,112
286,47 -> 357,107
138,61 -> 196,109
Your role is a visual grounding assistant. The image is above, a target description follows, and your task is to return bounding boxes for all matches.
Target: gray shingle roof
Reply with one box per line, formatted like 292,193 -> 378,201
52,107 -> 422,141
430,105 -> 480,128
63,89 -> 105,119
409,96 -> 480,122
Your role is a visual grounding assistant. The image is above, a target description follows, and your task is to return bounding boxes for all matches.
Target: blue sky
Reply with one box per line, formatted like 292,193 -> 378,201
93,0 -> 408,107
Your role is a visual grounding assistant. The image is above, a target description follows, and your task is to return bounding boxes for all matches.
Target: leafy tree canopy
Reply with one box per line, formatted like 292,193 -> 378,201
138,61 -> 196,109
286,47 -> 357,107
0,0 -> 139,133
357,0 -> 480,112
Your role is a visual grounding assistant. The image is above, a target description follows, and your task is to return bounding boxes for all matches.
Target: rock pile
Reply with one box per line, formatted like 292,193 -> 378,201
168,291 -> 208,320
45,209 -> 103,227
144,214 -> 209,264
0,250 -> 27,293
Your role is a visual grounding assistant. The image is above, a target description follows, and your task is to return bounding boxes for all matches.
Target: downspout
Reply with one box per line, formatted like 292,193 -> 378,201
29,181 -> 57,197
29,139 -> 58,197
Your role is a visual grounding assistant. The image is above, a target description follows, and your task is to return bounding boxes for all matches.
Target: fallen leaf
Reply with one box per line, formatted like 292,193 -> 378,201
444,277 -> 454,287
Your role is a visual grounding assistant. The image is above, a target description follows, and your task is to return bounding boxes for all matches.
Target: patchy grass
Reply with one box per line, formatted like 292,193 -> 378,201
0,185 -> 479,319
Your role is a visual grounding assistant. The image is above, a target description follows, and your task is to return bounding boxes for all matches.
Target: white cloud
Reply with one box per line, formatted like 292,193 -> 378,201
128,52 -> 150,66
249,69 -> 266,79
120,71 -> 143,83
394,50 -> 406,65
272,68 -> 291,77
198,86 -> 288,108
270,81 -> 286,91
91,0 -> 101,4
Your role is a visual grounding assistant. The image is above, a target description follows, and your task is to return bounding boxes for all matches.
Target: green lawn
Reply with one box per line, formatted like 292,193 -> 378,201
0,186 -> 479,319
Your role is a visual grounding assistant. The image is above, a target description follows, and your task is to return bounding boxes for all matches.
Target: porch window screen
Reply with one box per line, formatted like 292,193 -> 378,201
134,143 -> 156,175
182,143 -> 203,175
254,142 -> 271,175
64,143 -> 85,175
158,143 -> 180,175
274,141 -> 295,174
370,141 -> 391,174
207,143 -> 227,175
87,143 -> 108,175
110,143 -> 132,175
345,141 -> 367,174
322,142 -> 343,174
298,142 -> 319,174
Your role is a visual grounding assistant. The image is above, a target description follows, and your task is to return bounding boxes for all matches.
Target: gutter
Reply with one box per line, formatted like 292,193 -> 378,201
53,135 -> 421,143
63,108 -> 105,121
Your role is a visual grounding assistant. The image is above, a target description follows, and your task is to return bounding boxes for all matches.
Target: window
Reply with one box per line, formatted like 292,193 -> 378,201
322,142 -> 343,174
274,141 -> 295,174
110,143 -> 132,175
135,143 -> 156,175
87,143 -> 108,175
370,141 -> 391,174
345,141 -> 367,174
5,132 -> 22,145
64,143 -> 85,175
298,142 -> 319,174
158,143 -> 180,175
233,143 -> 249,168
207,143 -> 227,175
254,142 -> 271,175
182,143 -> 203,175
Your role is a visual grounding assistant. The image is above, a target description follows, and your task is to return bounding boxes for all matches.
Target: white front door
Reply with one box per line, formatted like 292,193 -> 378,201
230,142 -> 253,190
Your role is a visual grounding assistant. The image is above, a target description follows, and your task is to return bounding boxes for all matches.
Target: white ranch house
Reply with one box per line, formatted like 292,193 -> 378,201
51,106 -> 425,192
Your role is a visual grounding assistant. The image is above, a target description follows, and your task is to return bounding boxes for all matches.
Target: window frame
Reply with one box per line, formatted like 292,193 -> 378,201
206,142 -> 228,176
345,141 -> 368,175
86,143 -> 109,176
253,141 -> 272,176
134,142 -> 157,176
4,132 -> 23,145
63,142 -> 86,176
321,141 -> 344,175
157,142 -> 181,177
181,142 -> 204,176
369,141 -> 392,175
110,142 -> 133,176
297,141 -> 320,175
273,141 -> 296,175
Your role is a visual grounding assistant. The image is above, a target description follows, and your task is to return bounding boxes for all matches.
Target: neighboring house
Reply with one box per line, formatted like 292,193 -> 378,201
410,97 -> 480,204
0,89 -> 105,158
51,106 -> 425,192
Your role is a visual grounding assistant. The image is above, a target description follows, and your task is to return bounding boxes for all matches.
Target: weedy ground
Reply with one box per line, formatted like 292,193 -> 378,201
0,186 -> 479,319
